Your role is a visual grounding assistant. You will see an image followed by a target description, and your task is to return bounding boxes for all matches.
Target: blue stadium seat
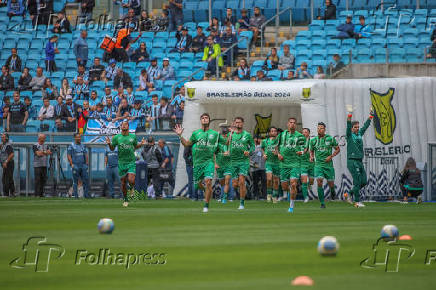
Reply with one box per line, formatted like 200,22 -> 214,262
388,48 -> 406,63
281,39 -> 295,50
402,28 -> 418,38
25,60 -> 39,69
387,38 -> 403,49
179,60 -> 193,70
356,38 -> 371,49
325,20 -> 340,30
193,61 -> 208,69
326,39 -> 340,50
181,52 -> 195,61
371,37 -> 386,50
295,39 -> 311,50
192,70 -> 205,80
297,49 -> 312,59
355,48 -> 373,63
251,60 -> 264,67
414,9 -> 428,17
152,40 -> 167,49
50,71 -> 65,78
406,48 -> 424,63
312,50 -> 327,61
30,39 -> 44,50
295,30 -> 312,42
2,38 -> 17,49
403,37 -> 418,50
17,38 -> 30,49
309,20 -> 325,31
341,38 -> 355,50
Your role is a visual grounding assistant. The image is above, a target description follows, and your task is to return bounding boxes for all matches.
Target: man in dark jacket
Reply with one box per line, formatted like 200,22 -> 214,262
113,68 -> 133,89
5,48 -> 22,72
171,26 -> 192,53
0,66 -> 14,92
336,15 -> 355,39
317,0 -> 336,20
141,136 -> 163,198
52,11 -> 71,33
190,26 -> 206,53
220,26 -> 238,66
80,0 -> 95,23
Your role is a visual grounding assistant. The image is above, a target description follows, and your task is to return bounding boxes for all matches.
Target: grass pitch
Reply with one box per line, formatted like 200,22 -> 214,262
1,199 -> 435,290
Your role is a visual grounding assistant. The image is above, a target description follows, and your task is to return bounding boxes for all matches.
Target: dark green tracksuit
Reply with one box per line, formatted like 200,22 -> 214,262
346,118 -> 371,202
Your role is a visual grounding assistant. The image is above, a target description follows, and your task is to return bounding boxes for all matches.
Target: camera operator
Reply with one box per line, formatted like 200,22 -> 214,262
141,136 -> 163,198
0,133 -> 15,197
67,133 -> 90,198
33,133 -> 52,197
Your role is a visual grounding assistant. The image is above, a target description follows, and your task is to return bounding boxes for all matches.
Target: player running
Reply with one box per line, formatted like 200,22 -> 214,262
346,108 -> 373,208
278,117 -> 306,213
106,121 -> 146,207
300,128 -> 315,203
215,126 -> 232,204
228,117 -> 255,210
261,127 -> 280,203
309,122 -> 340,209
174,113 -> 224,213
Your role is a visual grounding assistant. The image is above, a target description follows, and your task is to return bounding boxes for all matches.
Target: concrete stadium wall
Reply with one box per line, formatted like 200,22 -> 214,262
336,63 -> 436,79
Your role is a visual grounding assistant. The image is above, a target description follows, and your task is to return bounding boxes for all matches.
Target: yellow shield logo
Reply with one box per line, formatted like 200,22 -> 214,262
187,88 -> 195,98
253,114 -> 272,138
302,88 -> 311,99
370,88 -> 396,145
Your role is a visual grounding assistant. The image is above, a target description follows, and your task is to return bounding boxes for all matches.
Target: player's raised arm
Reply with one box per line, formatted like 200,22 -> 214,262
106,136 -> 115,151
359,108 -> 374,136
346,112 -> 353,138
173,124 -> 192,147
135,137 -> 147,149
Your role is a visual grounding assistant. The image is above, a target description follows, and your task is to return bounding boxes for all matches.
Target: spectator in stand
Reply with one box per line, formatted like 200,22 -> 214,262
5,48 -> 22,73
207,17 -> 220,32
249,7 -> 266,47
147,94 -> 160,130
54,96 -> 66,119
171,100 -> 184,125
104,59 -> 119,81
88,90 -> 100,111
88,57 -> 105,83
129,100 -> 145,127
220,25 -> 238,67
170,86 -> 185,106
156,9 -> 169,31
232,58 -> 250,80
113,23 -> 141,62
427,38 -> 436,59
77,101 -> 90,133
113,68 -> 133,89
222,8 -> 236,26
24,96 -> 37,119
168,0 -> 183,32
122,8 -> 139,28
190,26 -> 207,53
1,96 -> 10,120
53,11 -> 71,34
147,58 -> 161,83
431,28 -> 436,42
280,70 -> 296,80
115,98 -> 131,121
317,0 -> 336,20
354,16 -> 372,40
203,36 -> 223,76
114,0 -> 130,17
102,87 -> 113,105
45,35 -> 59,73
158,97 -> 174,129
336,15 -> 355,39
131,42 -> 149,63
54,117 -> 68,132
38,97 -> 54,121
158,58 -> 175,81
210,28 -> 221,44
327,54 -> 345,75
73,30 -> 89,67
33,133 -> 52,197
18,67 -> 31,91
278,44 -> 295,71
238,9 -> 250,33
63,95 -> 79,132
255,70 -> 272,81
0,65 -> 14,92
72,76 -> 89,101
219,20 -> 236,36
80,0 -> 95,23
171,26 -> 192,53
314,66 -> 326,79
125,86 -> 135,105
137,69 -> 154,92
104,96 -> 117,121
7,91 -> 27,132
296,62 -> 313,79
263,47 -> 279,71
113,87 -> 125,107
73,64 -> 89,85
139,10 -> 152,31
59,78 -> 71,99
91,103 -> 106,120
7,0 -> 24,18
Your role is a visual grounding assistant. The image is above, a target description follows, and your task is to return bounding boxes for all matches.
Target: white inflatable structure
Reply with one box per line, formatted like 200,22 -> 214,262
175,77 -> 436,200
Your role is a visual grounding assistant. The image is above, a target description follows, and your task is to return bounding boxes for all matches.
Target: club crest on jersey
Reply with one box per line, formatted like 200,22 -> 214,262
370,88 -> 396,145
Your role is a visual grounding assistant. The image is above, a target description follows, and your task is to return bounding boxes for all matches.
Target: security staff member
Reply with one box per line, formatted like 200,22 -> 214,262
67,133 -> 90,198
0,133 -> 15,196
105,146 -> 119,198
33,133 -> 52,197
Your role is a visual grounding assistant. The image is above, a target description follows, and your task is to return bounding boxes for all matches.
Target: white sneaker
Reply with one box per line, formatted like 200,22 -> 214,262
238,205 -> 245,210
202,207 -> 208,213
272,197 -> 278,204
358,202 -> 366,207
122,201 -> 129,207
354,202 -> 365,208
417,196 -> 422,204
304,197 -> 309,203
267,194 -> 272,202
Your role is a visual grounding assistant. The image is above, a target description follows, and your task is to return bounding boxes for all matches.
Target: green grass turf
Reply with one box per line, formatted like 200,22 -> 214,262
1,199 -> 435,290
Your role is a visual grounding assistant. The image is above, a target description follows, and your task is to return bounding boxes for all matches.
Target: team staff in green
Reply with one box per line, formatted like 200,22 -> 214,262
174,113 -> 224,213
277,117 -> 306,213
346,109 -> 373,208
309,122 -> 340,208
106,121 -> 147,207
300,128 -> 314,203
261,127 -> 280,203
228,117 -> 255,210
215,126 -> 232,204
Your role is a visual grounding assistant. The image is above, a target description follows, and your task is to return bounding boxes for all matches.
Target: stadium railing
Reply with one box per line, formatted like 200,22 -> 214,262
260,7 -> 293,57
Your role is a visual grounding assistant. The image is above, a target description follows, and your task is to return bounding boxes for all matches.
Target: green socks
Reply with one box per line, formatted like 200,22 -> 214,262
352,187 -> 360,202
272,190 -> 278,197
317,187 -> 325,205
267,188 -> 272,195
302,183 -> 308,199
123,194 -> 128,202
240,199 -> 245,206
204,202 -> 209,208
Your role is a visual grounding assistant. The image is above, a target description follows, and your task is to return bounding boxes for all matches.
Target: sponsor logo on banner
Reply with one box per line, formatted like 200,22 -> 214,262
187,88 -> 195,99
253,114 -> 272,138
370,88 -> 396,145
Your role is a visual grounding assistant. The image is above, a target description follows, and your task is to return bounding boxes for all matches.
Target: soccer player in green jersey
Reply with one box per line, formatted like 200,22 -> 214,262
174,113 -> 224,213
261,126 -> 280,203
215,126 -> 232,204
277,117 -> 306,213
229,116 -> 255,210
301,128 -> 314,203
346,109 -> 373,208
309,122 -> 340,208
106,121 -> 147,207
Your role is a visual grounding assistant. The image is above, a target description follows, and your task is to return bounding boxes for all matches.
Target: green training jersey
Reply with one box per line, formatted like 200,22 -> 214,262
346,118 -> 371,160
230,130 -> 255,164
261,137 -> 279,164
309,134 -> 338,168
278,130 -> 306,168
216,136 -> 231,168
189,129 -> 222,167
111,133 -> 137,163
300,137 -> 313,168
